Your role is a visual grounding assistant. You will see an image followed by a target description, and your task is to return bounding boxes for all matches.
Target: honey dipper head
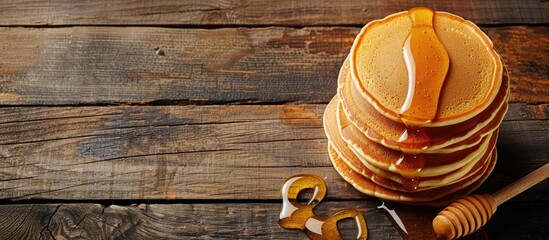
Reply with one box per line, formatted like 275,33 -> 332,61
433,213 -> 457,240
349,8 -> 503,127
432,194 -> 497,239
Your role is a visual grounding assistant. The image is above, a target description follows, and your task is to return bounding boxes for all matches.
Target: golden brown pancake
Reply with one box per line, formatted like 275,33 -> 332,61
342,109 -> 497,182
328,144 -> 497,206
324,97 -> 497,192
322,8 -> 507,205
349,10 -> 503,126
337,101 -> 496,178
339,58 -> 509,153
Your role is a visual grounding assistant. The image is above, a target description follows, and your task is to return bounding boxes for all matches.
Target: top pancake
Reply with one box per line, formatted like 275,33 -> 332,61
350,10 -> 503,126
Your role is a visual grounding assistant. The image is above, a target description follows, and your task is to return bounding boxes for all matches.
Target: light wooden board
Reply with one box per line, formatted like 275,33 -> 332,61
0,26 -> 547,105
1,104 -> 547,201
0,0 -> 546,26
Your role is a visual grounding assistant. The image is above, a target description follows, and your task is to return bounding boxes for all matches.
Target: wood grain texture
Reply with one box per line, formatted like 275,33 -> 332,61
0,104 -> 350,200
483,27 -> 549,104
0,202 -> 400,239
1,103 -> 547,201
491,163 -> 549,205
0,205 -> 59,239
0,26 -> 350,105
0,0 -> 546,26
0,1 -> 545,239
0,201 -> 547,240
0,26 -> 547,105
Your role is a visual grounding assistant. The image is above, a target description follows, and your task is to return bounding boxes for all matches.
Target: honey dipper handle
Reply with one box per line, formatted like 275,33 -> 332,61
492,163 -> 549,205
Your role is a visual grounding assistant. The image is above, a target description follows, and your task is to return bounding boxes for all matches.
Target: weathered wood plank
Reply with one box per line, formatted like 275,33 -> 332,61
0,104 -> 352,200
483,27 -> 549,104
0,26 -> 547,105
0,201 -> 547,240
0,202 -> 400,239
1,104 -> 547,201
0,0 -> 546,26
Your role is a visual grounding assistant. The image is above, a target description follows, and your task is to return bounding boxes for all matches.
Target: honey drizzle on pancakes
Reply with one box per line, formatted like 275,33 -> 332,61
400,7 -> 450,125
397,8 -> 451,189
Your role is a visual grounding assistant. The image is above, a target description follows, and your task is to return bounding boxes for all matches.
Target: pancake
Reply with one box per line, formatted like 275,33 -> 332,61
322,8 -> 507,205
324,97 -> 497,191
349,9 -> 503,126
327,143 -> 497,206
339,106 -> 497,177
337,99 -> 497,178
331,138 -> 495,194
339,57 -> 510,153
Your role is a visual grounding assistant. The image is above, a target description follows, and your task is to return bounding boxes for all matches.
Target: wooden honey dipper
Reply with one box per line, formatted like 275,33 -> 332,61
433,162 -> 549,239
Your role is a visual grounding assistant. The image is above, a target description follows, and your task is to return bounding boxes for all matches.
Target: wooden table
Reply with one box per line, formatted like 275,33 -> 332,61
0,1 -> 547,239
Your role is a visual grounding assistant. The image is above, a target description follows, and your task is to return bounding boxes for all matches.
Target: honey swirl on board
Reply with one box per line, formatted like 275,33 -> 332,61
279,174 -> 368,239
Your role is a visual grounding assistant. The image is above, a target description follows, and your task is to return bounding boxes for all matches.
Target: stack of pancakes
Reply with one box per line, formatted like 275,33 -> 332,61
323,9 -> 508,206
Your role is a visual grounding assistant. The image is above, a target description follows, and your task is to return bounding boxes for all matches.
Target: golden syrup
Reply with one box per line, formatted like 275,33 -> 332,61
395,154 -> 425,191
279,174 -> 368,239
397,7 -> 447,184
395,154 -> 425,178
401,177 -> 421,191
400,7 -> 449,125
396,127 -> 428,190
346,64 -> 434,153
397,127 -> 431,151
364,127 -> 383,143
